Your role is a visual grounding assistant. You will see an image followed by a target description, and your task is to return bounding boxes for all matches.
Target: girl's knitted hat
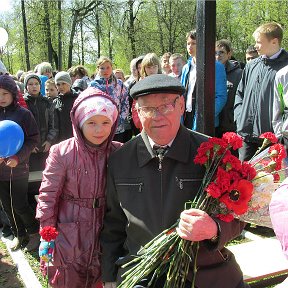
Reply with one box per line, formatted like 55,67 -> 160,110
24,73 -> 41,89
75,95 -> 118,128
55,71 -> 72,86
0,75 -> 18,99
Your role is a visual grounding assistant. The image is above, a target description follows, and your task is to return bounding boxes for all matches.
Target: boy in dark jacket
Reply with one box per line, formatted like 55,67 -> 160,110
53,71 -> 79,142
234,22 -> 288,161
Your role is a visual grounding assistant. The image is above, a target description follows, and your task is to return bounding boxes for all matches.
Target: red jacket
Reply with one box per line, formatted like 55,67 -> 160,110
17,89 -> 27,109
36,88 -> 122,287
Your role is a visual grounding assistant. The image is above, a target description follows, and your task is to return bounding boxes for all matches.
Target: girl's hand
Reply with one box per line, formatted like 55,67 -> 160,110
6,157 -> 18,168
0,158 -> 4,165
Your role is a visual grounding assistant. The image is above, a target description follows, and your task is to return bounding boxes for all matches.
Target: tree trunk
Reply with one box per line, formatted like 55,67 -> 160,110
95,3 -> 101,58
68,1 -> 98,68
57,0 -> 62,71
108,30 -> 112,60
43,0 -> 53,64
154,1 -> 164,55
81,21 -> 84,65
21,0 -> 30,71
68,11 -> 78,68
128,0 -> 136,58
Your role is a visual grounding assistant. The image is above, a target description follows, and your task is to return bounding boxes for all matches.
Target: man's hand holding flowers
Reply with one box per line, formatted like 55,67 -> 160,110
177,209 -> 218,241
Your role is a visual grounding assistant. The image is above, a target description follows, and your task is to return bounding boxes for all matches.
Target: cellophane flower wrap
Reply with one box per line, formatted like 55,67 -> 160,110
118,132 -> 287,288
237,132 -> 287,227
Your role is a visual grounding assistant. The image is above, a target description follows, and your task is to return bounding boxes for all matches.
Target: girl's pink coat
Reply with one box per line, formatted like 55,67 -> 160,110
36,88 -> 121,287
269,181 -> 288,259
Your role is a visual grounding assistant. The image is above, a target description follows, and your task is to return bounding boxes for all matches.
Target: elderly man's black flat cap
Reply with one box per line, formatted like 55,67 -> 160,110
130,74 -> 186,99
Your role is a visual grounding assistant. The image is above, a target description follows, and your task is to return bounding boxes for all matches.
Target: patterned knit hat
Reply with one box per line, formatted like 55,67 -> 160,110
75,96 -> 118,128
24,73 -> 41,90
55,71 -> 72,86
0,75 -> 18,99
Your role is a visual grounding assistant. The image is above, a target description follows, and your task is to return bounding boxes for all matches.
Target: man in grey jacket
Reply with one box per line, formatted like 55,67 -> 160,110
101,74 -> 248,288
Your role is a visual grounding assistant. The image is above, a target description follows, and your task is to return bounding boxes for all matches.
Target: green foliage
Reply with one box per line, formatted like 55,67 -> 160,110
1,0 -> 288,75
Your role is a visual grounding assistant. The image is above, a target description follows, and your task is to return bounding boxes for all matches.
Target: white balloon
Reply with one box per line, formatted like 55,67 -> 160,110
0,28 -> 8,47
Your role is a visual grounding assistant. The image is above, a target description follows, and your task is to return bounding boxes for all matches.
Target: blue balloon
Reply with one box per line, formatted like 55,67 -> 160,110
0,120 -> 24,158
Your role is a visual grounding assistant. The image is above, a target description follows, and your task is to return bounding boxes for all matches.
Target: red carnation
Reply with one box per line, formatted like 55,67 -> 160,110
269,143 -> 287,162
229,170 -> 242,182
209,137 -> 228,155
215,167 -> 231,192
241,162 -> 257,180
219,179 -> 253,215
259,132 -> 277,144
206,182 -> 222,198
194,154 -> 209,165
40,226 -> 59,242
222,132 -> 243,150
222,154 -> 242,171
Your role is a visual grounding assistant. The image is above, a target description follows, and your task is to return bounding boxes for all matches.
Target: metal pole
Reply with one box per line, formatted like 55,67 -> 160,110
196,0 -> 216,136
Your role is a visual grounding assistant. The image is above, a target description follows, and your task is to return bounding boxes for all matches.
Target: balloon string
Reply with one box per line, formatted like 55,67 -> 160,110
9,167 -> 19,238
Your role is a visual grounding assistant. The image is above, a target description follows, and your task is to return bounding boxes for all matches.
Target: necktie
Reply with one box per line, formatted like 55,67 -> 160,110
153,145 -> 169,170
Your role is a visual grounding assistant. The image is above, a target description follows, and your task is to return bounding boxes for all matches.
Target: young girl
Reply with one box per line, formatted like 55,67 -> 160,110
140,53 -> 162,78
89,56 -> 129,143
131,53 -> 162,132
36,87 -> 121,287
0,75 -> 40,251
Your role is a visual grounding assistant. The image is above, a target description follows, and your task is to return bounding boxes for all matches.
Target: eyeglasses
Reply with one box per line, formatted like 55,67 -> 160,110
215,50 -> 226,56
137,96 -> 180,118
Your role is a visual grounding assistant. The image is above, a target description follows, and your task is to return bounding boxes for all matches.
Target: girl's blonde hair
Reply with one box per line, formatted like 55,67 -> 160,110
140,53 -> 162,78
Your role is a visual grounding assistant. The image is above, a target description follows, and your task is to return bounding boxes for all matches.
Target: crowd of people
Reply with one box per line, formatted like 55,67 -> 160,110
0,21 -> 288,288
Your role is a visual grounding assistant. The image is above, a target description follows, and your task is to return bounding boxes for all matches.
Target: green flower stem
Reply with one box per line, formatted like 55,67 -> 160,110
119,232 -> 179,288
249,139 -> 271,162
190,242 -> 199,288
46,261 -> 49,288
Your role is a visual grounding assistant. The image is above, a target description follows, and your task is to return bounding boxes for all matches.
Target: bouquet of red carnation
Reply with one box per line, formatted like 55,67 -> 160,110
118,132 -> 287,288
39,226 -> 59,287
237,132 -> 287,227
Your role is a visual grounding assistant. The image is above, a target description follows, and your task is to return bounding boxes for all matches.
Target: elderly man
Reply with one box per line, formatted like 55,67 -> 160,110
101,74 -> 248,288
